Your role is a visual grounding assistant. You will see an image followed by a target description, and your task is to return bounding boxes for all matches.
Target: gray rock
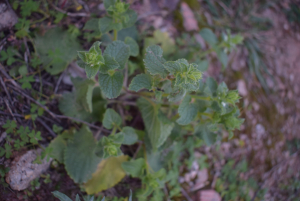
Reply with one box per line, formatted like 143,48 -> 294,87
0,3 -> 18,31
6,149 -> 52,191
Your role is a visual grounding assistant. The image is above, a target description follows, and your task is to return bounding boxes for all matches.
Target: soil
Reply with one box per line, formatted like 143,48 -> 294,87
1,0 -> 300,200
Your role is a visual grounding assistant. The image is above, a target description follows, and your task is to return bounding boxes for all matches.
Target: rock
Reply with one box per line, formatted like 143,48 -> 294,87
6,149 -> 52,191
181,2 -> 199,32
0,3 -> 18,31
237,80 -> 248,97
198,189 -> 221,201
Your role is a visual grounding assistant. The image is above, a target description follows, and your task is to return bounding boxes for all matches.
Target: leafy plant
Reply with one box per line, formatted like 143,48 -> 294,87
13,0 -> 242,199
215,160 -> 266,201
52,190 -> 132,201
0,120 -> 44,159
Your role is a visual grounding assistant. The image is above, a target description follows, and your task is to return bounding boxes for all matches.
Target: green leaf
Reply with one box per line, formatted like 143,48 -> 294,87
98,71 -> 123,99
144,45 -> 167,77
99,17 -> 114,34
194,124 -> 217,146
96,134 -> 123,158
144,30 -> 175,56
52,191 -> 73,201
84,155 -> 128,194
137,98 -> 174,149
216,49 -> 228,68
199,28 -> 217,46
34,27 -> 81,75
103,109 -> 122,129
176,95 -> 198,125
128,74 -> 152,92
119,127 -> 138,145
122,9 -> 137,28
122,158 -> 145,178
99,55 -> 120,73
163,61 -> 182,74
85,64 -> 100,79
59,92 -> 95,122
207,77 -> 218,96
77,60 -> 86,69
125,36 -> 139,57
48,135 -> 66,163
104,0 -> 117,10
168,88 -> 186,102
197,60 -> 209,72
104,41 -> 130,69
72,77 -> 95,113
18,65 -> 28,76
64,126 -> 101,183
76,195 -> 80,201
90,41 -> 102,55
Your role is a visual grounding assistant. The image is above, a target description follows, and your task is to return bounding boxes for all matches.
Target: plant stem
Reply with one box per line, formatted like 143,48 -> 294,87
113,29 -> 118,41
139,91 -> 211,100
111,126 -> 117,135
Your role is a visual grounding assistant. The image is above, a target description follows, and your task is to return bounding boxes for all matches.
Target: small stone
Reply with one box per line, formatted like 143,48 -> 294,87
6,149 -> 52,191
237,80 -> 248,97
0,3 -> 18,31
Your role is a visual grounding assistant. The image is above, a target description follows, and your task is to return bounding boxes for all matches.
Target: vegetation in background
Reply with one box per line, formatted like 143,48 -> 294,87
0,0 -> 263,200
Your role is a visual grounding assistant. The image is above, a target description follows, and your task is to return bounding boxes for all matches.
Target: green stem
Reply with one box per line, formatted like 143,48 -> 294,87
199,112 -> 213,119
139,91 -> 211,101
113,29 -> 118,41
111,126 -> 117,135
189,94 -> 211,101
143,144 -> 149,174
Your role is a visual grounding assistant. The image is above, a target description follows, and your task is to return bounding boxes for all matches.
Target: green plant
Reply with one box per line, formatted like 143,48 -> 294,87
215,160 -> 266,201
44,0 -> 244,200
0,120 -> 45,160
52,190 -> 132,201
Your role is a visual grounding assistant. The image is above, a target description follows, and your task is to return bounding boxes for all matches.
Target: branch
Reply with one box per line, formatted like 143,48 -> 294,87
49,2 -> 90,17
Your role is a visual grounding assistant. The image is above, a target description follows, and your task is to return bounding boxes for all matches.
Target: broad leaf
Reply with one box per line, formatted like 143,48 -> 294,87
137,98 -> 174,149
72,77 -> 95,113
199,28 -> 217,46
125,36 -> 139,57
197,60 -> 209,72
122,158 -> 145,177
104,0 -> 116,10
207,77 -> 218,97
85,64 -> 100,79
122,9 -> 138,28
128,74 -> 152,92
99,55 -> 120,73
216,49 -> 228,68
64,126 -> 101,183
103,109 -> 122,129
168,88 -> 186,102
84,155 -> 128,194
194,124 -> 217,146
164,61 -> 182,74
99,17 -> 114,34
144,30 -> 175,56
52,191 -> 73,201
104,41 -> 130,69
144,45 -> 167,77
34,27 -> 81,75
177,95 -> 198,125
98,71 -> 123,99
48,135 -> 66,163
119,127 -> 138,145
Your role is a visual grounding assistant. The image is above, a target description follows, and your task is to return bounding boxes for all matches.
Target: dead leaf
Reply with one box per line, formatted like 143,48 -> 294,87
84,155 -> 128,194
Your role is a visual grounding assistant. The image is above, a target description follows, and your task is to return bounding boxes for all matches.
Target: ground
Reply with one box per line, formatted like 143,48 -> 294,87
1,0 -> 300,200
